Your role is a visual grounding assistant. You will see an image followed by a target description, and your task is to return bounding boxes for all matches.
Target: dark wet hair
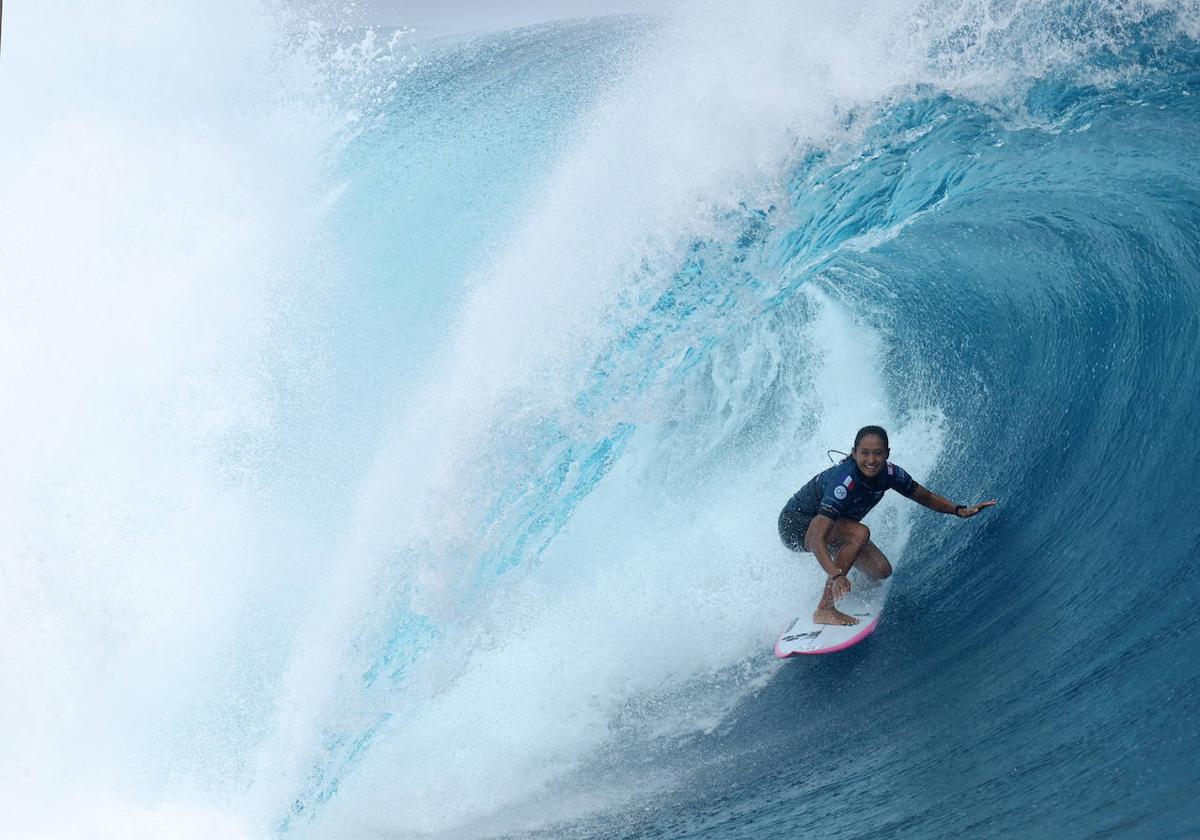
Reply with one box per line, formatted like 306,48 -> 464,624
836,426 -> 890,462
854,425 -> 889,450
844,427 -> 892,458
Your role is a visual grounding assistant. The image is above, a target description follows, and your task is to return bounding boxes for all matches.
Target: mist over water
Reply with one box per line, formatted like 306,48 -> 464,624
3,1 -> 1199,838
0,2 -> 346,835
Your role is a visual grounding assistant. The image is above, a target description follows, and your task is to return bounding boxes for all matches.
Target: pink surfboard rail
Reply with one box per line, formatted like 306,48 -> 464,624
774,614 -> 881,658
773,578 -> 891,657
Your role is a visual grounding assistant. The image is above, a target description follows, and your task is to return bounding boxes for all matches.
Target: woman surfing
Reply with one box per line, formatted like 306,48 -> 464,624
779,426 -> 996,626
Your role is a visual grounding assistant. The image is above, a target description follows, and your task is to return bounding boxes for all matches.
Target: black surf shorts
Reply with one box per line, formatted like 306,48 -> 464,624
778,508 -> 814,553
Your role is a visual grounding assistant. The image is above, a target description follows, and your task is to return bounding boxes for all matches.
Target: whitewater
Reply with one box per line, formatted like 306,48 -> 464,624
2,1 -> 1198,838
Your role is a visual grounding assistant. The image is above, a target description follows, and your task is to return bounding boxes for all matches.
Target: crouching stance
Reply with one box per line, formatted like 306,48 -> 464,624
779,426 -> 996,626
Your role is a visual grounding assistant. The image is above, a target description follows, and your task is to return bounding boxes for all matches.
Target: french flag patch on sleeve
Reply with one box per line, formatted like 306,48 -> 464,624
834,473 -> 854,501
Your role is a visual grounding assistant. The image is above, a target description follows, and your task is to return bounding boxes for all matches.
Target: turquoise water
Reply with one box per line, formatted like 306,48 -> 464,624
2,2 -> 1199,838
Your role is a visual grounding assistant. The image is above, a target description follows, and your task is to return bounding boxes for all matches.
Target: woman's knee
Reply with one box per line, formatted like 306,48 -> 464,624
844,522 -> 870,546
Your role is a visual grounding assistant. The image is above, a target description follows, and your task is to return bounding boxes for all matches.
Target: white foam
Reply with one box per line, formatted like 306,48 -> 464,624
0,0 -> 343,834
3,791 -> 253,840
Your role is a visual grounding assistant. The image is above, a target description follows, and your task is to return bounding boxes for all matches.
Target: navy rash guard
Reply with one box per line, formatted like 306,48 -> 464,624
783,459 -> 918,523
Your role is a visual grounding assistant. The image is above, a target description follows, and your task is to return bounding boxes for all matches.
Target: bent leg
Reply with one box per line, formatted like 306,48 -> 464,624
853,540 -> 893,581
809,520 -> 871,626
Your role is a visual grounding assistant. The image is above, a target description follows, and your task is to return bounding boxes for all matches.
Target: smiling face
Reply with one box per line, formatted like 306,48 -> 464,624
852,434 -> 889,479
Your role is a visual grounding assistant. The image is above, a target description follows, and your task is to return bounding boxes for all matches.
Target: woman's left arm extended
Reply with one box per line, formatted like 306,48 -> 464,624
911,484 -> 998,518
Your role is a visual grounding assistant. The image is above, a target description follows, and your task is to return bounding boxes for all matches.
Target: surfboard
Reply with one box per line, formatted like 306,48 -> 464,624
774,578 -> 892,657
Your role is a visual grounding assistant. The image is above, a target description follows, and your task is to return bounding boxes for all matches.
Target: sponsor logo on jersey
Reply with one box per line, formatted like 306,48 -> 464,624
833,484 -> 848,500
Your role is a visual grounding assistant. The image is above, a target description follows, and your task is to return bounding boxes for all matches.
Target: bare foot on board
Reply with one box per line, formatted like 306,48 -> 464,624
812,606 -> 859,626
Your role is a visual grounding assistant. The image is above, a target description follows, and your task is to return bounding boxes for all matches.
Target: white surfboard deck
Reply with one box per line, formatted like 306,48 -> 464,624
774,578 -> 892,657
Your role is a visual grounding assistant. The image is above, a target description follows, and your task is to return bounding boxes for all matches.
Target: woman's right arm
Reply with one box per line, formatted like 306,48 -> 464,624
804,515 -> 840,577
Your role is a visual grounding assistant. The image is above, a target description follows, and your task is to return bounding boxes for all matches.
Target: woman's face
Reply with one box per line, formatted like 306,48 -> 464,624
853,434 -> 889,479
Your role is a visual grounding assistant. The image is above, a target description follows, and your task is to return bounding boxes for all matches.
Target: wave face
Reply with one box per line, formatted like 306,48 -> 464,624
4,2 -> 1200,839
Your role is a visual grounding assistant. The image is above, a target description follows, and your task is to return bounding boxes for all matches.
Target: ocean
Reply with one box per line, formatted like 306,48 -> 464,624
2,1 -> 1198,838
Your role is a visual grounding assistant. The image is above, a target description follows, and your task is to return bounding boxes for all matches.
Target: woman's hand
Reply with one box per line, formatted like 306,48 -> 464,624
830,573 -> 851,599
957,499 -> 998,518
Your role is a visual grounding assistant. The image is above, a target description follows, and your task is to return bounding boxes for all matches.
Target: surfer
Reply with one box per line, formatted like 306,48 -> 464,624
778,426 -> 996,626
